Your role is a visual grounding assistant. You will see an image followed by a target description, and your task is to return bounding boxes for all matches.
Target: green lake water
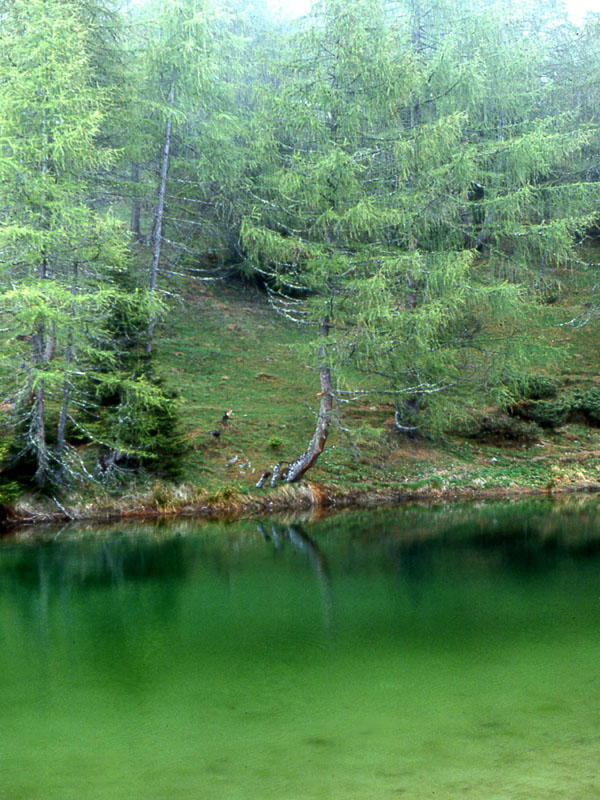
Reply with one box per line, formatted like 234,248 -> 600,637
1,499 -> 600,799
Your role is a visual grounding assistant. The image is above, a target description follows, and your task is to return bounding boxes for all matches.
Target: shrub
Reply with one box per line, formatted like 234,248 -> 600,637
462,412 -> 541,443
0,479 -> 22,504
572,389 -> 600,426
513,398 -> 572,429
94,375 -> 184,481
514,374 -> 561,401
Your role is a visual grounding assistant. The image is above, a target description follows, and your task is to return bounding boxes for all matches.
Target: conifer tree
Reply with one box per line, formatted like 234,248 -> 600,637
242,0 -> 599,481
126,0 -> 249,353
0,0 -> 166,488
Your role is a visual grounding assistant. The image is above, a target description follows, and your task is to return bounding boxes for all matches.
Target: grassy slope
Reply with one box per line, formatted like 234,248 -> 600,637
3,245 -> 600,515
153,247 -> 600,501
159,280 -> 326,490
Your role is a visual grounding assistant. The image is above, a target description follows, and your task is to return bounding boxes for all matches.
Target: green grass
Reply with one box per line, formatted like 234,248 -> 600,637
156,282 -> 331,491
147,267 -> 600,498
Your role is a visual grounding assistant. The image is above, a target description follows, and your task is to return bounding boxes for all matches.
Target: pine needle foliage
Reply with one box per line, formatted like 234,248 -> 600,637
240,0 -> 599,436
0,0 -> 179,489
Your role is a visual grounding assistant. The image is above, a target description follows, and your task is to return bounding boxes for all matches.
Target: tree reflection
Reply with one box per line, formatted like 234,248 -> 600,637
257,522 -> 333,632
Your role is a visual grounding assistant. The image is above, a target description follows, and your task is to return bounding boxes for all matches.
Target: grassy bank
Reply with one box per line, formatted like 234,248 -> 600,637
4,476 -> 600,530
126,253 -> 600,498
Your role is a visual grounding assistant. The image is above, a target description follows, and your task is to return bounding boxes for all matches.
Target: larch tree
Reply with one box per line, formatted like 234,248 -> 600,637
131,0 -> 248,354
120,0 -> 281,334
242,0 -> 599,484
0,0 -> 164,488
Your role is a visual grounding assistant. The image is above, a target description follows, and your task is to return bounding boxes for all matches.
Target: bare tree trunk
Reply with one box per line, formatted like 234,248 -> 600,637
145,204 -> 157,247
130,162 -> 142,241
44,322 -> 56,362
56,264 -> 78,481
402,232 -> 421,432
146,71 -> 176,356
32,109 -> 51,487
283,319 -> 333,483
396,391 -> 422,437
56,331 -> 72,471
32,326 -> 48,488
406,233 -> 418,308
409,0 -> 422,129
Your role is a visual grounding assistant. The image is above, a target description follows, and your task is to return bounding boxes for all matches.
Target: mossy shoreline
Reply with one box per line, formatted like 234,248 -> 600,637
2,477 -> 600,533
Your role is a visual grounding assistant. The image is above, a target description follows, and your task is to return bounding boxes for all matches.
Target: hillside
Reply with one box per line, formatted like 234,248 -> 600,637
3,242 -> 600,519
151,249 -> 600,499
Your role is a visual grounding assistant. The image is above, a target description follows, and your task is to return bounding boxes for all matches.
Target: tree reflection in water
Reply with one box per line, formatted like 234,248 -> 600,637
257,522 -> 333,632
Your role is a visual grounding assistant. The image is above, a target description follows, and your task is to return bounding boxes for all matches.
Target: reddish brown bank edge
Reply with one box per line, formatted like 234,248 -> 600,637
2,480 -> 600,533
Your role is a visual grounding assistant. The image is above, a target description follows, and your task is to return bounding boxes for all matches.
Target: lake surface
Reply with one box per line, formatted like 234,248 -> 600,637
1,499 -> 600,799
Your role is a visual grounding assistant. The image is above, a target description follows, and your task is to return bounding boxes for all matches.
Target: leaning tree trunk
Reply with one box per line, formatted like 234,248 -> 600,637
258,320 -> 333,488
146,71 -> 176,357
284,363 -> 332,482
